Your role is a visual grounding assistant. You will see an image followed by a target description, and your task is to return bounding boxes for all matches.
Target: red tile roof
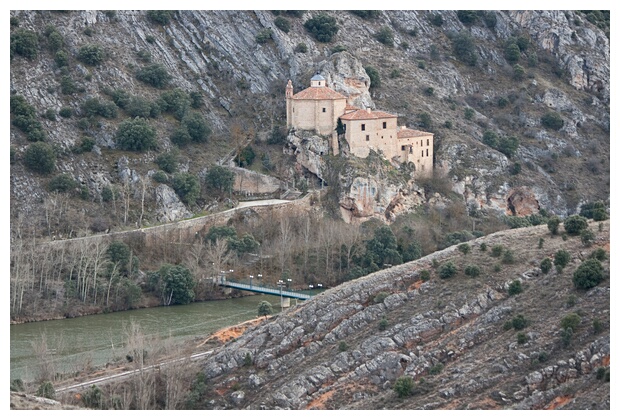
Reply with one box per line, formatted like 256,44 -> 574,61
344,104 -> 359,111
397,128 -> 433,138
291,87 -> 347,100
339,109 -> 397,121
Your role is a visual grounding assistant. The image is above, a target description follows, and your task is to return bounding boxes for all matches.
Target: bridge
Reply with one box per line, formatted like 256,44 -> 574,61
217,279 -> 314,301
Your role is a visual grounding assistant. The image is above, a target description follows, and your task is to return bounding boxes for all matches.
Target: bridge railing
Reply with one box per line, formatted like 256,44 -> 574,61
217,279 -> 314,300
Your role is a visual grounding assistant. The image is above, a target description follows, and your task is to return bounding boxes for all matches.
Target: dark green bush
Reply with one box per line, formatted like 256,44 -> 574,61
579,201 -> 607,220
365,66 -> 381,89
190,91 -> 203,109
540,257 -> 552,274
373,291 -> 389,304
136,64 -> 171,88
58,107 -> 73,118
572,258 -> 604,289
36,381 -> 55,399
464,265 -> 481,277
11,29 -> 39,60
24,142 -> 56,174
394,376 -> 414,398
580,229 -> 596,247
44,26 -> 64,52
148,263 -> 195,305
593,319 -> 604,334
511,314 -> 527,330
170,126 -> 192,147
464,107 -> 474,120
155,151 -> 179,173
237,146 -> 256,168
541,112 -> 564,130
126,96 -> 158,119
172,173 -> 201,206
457,10 -> 478,25
115,118 -> 157,151
147,10 -> 173,25
151,170 -> 168,183
589,248 -> 607,261
513,64 -> 526,81
560,313 -> 581,331
74,136 -> 95,153
502,249 -> 515,264
48,173 -> 78,193
420,270 -> 430,282
205,166 -> 235,193
429,363 -> 444,375
554,249 -> 570,270
101,185 -> 116,202
257,300 -> 273,317
438,261 -> 457,279
81,385 -> 103,409
508,280 -> 523,296
159,88 -> 191,120
451,31 -> 477,66
304,14 -> 339,42
504,43 -> 521,63
182,112 -> 211,143
517,332 -> 528,344
274,16 -> 290,33
429,13 -> 444,26
375,26 -> 394,47
596,367 -> 606,380
479,243 -> 487,252
491,245 -> 503,257
481,11 -> 497,28
458,243 -> 470,254
77,44 -> 105,66
294,43 -> 308,53
338,341 -> 348,352
379,317 -> 388,331
255,28 -> 273,44
564,215 -> 588,235
82,97 -> 118,119
547,216 -> 561,235
331,45 -> 347,53
104,90 -> 127,110
243,353 -> 253,367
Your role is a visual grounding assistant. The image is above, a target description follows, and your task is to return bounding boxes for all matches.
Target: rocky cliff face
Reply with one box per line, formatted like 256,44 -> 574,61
194,220 -> 610,409
10,10 -> 609,231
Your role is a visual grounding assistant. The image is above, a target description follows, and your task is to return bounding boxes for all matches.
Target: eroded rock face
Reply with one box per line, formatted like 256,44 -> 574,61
198,223 -> 610,410
506,187 -> 540,216
231,167 -> 283,195
318,52 -> 374,109
155,184 -> 192,222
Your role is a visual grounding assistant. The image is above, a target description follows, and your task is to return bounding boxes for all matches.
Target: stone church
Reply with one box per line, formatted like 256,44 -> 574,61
286,74 -> 434,176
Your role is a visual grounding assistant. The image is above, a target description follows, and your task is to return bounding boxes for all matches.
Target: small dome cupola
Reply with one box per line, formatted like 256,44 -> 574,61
310,73 -> 325,87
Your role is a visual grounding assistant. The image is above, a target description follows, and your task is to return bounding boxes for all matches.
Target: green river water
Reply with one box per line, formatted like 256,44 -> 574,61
10,294 -> 283,382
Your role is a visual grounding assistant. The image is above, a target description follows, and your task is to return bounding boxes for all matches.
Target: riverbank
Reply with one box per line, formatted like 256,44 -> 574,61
9,290 -> 246,325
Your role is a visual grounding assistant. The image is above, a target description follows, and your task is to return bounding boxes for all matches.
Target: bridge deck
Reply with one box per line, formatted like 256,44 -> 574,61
217,279 -> 313,300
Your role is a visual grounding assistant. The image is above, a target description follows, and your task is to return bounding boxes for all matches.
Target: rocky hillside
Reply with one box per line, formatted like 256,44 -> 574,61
10,10 -> 610,235
192,219 -> 610,409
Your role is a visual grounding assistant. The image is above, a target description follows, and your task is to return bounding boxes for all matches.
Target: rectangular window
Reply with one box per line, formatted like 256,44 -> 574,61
426,149 -> 429,156
427,138 -> 429,146
361,124 -> 366,131
383,122 -> 387,129
322,108 -> 326,113
366,135 -> 370,141
421,151 -> 423,157
401,145 -> 406,151
343,124 -> 346,132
